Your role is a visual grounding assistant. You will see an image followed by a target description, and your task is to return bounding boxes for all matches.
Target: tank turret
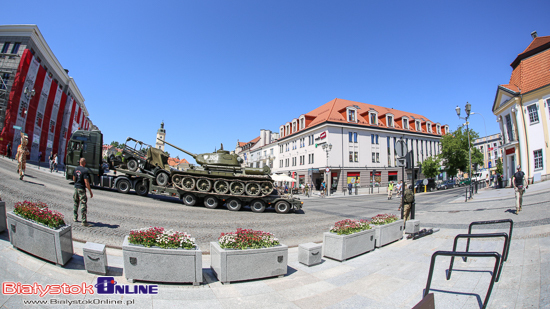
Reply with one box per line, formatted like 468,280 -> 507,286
157,138 -> 274,198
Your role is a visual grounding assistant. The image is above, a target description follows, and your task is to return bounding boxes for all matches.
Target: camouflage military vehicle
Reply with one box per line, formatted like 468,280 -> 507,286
159,139 -> 287,211
120,137 -> 152,172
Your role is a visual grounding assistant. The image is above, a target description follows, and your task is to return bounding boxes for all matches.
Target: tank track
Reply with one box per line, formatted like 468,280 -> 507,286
171,173 -> 274,198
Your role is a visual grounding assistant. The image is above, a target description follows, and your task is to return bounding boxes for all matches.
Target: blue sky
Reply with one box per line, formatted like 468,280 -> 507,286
4,0 -> 549,162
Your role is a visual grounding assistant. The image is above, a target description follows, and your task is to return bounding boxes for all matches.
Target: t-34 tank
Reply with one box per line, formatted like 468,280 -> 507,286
158,139 -> 274,198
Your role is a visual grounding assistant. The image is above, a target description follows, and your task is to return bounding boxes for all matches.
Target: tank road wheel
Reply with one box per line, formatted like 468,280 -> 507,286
245,182 -> 261,196
197,179 -> 212,192
214,180 -> 230,194
260,182 -> 274,195
135,180 -> 149,196
156,171 -> 170,187
250,199 -> 266,213
275,200 -> 291,214
182,177 -> 195,190
116,179 -> 131,194
229,181 -> 245,195
172,175 -> 182,189
127,159 -> 138,172
183,193 -> 198,206
204,196 -> 219,209
226,198 -> 242,211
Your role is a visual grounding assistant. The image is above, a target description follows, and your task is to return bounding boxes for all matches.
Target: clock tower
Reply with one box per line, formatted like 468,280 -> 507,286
155,122 -> 166,151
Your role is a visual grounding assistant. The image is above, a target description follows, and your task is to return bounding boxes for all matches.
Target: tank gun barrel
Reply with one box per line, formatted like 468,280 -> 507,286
157,138 -> 197,158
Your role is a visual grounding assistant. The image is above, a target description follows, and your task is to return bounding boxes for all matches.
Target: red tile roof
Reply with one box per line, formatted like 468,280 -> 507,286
280,98 -> 444,139
167,157 -> 189,166
502,35 -> 550,94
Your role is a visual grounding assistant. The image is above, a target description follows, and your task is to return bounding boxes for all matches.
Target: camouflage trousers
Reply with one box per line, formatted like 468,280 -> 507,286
403,203 -> 411,226
73,188 -> 88,222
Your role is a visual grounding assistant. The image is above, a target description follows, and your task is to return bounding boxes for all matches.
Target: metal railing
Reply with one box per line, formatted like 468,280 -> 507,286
447,233 -> 509,282
424,251 -> 501,309
465,219 -> 513,262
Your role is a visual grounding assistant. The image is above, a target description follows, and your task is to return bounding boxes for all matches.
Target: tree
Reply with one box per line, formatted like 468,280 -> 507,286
110,141 -> 121,148
422,155 -> 441,179
440,126 -> 484,177
496,158 -> 503,175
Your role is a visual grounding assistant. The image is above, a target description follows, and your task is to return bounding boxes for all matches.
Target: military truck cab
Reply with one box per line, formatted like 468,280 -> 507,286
65,130 -> 104,185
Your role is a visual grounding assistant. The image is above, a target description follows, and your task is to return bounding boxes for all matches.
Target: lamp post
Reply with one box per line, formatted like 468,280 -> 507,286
456,102 -> 472,202
322,143 -> 332,196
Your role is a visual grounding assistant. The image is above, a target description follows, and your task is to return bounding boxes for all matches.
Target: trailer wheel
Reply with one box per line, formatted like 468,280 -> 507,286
183,193 -> 198,206
156,171 -> 170,187
127,159 -> 138,172
274,201 -> 290,214
116,179 -> 131,194
250,200 -> 266,213
135,180 -> 149,196
226,198 -> 242,211
204,196 -> 219,209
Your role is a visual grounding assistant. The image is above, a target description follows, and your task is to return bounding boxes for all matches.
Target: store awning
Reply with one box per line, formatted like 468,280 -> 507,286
271,174 -> 296,182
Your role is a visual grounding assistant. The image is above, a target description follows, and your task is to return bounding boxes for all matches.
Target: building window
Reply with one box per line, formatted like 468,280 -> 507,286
376,153 -> 380,163
415,120 -> 421,131
372,152 -> 376,163
505,114 -> 514,142
527,104 -> 539,124
427,122 -> 432,132
436,124 -> 441,134
371,134 -> 379,144
349,132 -> 353,142
403,118 -> 409,130
534,149 -> 543,169
300,118 -> 305,129
293,121 -> 297,132
387,115 -> 393,127
349,151 -> 354,162
348,109 -> 356,122
1,43 -> 10,54
11,43 -> 21,54
354,132 -> 357,143
354,152 -> 358,162
370,112 -> 377,125
350,132 -> 357,143
308,153 -> 314,164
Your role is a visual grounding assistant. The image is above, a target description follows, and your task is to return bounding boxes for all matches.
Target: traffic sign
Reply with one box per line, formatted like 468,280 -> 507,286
423,179 -> 428,185
397,158 -> 406,167
396,139 -> 408,157
325,168 -> 330,173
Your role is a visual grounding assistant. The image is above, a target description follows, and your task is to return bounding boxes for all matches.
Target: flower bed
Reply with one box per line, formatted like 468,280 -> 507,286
13,201 -> 65,229
128,227 -> 196,249
7,201 -> 72,265
218,228 -> 279,249
324,218 -> 375,261
371,214 -> 403,248
211,229 -> 287,284
123,227 -> 202,285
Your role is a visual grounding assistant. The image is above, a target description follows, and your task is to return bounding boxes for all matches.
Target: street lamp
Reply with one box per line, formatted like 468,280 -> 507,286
322,143 -> 332,196
456,102 -> 472,202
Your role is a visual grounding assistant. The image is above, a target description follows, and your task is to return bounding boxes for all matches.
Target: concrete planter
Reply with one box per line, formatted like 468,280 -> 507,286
122,236 -> 202,285
323,228 -> 375,261
6,212 -> 73,266
0,201 -> 6,233
373,219 -> 403,248
210,241 -> 288,284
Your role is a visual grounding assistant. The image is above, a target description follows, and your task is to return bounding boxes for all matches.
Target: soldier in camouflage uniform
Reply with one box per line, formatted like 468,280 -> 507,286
15,133 -> 30,180
73,157 -> 93,226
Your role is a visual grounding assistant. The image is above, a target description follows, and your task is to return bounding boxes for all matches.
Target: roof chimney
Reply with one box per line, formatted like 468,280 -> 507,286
531,31 -> 538,39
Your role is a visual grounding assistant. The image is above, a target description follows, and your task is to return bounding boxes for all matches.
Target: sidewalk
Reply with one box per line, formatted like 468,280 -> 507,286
2,214 -> 549,308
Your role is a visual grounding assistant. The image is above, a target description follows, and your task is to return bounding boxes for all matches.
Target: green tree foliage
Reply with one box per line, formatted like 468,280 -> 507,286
496,158 -> 503,174
422,156 -> 441,179
440,126 -> 484,177
110,141 -> 121,148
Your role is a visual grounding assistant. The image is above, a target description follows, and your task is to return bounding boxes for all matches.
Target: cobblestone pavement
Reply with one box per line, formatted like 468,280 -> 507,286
1,156 -> 549,308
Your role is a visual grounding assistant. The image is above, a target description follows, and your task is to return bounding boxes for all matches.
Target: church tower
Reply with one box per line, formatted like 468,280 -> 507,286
155,122 -> 166,151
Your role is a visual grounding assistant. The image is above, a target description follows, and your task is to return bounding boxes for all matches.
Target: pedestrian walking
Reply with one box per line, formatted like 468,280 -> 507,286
348,182 -> 352,195
512,165 -> 528,214
398,184 -> 414,227
49,153 -> 54,172
16,133 -> 30,180
73,157 -> 93,226
53,154 -> 58,172
387,182 -> 394,200
6,142 -> 11,159
320,181 -> 326,198
305,184 -> 310,197
396,181 -> 403,198
38,151 -> 42,169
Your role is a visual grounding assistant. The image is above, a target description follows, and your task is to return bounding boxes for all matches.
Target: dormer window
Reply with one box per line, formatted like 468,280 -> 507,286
402,117 -> 409,130
280,127 -> 284,137
369,111 -> 378,125
299,116 -> 305,130
427,122 -> 432,133
292,120 -> 297,133
386,114 -> 394,128
415,120 -> 421,131
285,123 -> 290,135
436,124 -> 441,134
444,125 -> 449,134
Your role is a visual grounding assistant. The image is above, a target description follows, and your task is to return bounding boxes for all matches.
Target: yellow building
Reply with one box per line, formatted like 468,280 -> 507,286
492,31 -> 550,184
